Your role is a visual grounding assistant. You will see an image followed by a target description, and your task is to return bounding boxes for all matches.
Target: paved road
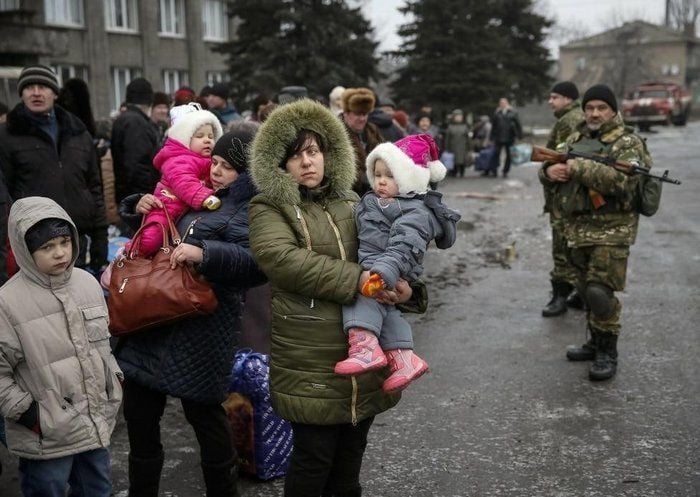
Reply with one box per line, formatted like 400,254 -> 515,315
1,122 -> 698,496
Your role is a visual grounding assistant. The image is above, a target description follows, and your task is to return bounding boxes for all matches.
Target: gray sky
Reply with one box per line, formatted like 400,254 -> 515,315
362,0 -> 668,53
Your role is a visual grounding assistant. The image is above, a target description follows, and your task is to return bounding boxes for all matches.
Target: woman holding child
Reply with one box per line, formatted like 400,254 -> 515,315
116,123 -> 265,497
248,99 -> 416,497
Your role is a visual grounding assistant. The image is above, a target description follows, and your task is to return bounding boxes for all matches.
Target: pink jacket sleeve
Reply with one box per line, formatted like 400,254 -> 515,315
160,156 -> 214,209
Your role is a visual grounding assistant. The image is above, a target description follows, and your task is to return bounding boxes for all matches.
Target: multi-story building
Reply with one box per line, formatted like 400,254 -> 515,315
0,0 -> 233,118
559,20 -> 700,103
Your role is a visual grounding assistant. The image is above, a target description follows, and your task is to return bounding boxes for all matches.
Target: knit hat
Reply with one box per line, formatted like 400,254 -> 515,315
209,82 -> 230,100
551,81 -> 579,100
17,65 -> 59,96
582,84 -> 617,112
278,86 -> 308,105
366,134 -> 447,195
25,218 -> 72,254
341,88 -> 375,114
167,103 -> 223,148
174,86 -> 196,106
212,129 -> 255,173
125,77 -> 154,105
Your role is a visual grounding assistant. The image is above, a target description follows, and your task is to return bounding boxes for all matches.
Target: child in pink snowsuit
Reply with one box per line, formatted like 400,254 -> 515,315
129,103 -> 223,256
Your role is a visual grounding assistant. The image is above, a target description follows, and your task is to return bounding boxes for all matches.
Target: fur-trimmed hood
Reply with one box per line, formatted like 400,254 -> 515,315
250,99 -> 357,206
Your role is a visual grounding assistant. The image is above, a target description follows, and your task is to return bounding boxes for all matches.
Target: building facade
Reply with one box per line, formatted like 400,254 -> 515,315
0,0 -> 232,118
559,20 -> 700,102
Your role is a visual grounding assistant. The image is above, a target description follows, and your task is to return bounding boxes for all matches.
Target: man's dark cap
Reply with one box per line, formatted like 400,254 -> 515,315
582,84 -> 617,112
125,78 -> 154,105
551,81 -> 579,100
18,65 -> 59,96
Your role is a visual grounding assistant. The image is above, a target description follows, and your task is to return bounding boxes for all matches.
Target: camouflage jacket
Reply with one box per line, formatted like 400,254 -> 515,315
541,113 -> 652,247
541,100 -> 585,214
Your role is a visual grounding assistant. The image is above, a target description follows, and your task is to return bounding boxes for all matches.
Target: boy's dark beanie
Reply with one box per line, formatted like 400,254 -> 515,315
581,84 -> 617,112
25,218 -> 72,254
550,81 -> 579,100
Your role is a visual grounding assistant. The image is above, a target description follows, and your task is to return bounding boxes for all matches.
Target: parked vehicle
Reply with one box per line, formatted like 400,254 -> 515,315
622,82 -> 692,130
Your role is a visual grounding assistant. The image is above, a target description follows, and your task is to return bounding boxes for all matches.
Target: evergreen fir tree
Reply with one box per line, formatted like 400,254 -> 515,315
391,0 -> 553,115
216,0 -> 379,104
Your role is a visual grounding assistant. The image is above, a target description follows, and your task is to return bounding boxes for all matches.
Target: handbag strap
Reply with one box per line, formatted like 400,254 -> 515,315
161,208 -> 182,246
127,220 -> 170,259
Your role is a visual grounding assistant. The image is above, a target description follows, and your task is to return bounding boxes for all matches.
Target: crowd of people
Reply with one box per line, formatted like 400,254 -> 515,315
0,63 -> 653,497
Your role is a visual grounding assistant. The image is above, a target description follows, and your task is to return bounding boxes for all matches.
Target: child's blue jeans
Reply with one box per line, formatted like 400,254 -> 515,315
19,447 -> 111,497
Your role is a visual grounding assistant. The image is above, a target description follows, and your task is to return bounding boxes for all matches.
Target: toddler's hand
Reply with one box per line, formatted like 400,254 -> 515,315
202,195 -> 221,211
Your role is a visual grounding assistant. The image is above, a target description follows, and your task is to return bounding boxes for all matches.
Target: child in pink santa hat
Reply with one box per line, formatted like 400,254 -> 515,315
335,133 -> 461,393
126,103 -> 223,256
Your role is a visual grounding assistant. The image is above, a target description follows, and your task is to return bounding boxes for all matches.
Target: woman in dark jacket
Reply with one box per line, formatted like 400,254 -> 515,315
116,127 -> 265,497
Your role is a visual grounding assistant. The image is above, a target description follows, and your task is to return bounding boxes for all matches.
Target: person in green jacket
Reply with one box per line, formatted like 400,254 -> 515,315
248,99 -> 411,497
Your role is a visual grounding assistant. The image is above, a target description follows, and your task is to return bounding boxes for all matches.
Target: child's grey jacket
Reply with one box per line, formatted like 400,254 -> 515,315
356,190 -> 461,289
0,197 -> 122,460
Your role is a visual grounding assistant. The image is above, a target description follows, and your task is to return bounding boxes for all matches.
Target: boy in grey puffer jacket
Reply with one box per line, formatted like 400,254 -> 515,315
335,134 -> 461,393
0,197 -> 122,497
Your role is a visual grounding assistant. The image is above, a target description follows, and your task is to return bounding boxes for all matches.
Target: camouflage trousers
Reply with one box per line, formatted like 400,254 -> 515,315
549,218 -> 577,285
570,244 -> 630,335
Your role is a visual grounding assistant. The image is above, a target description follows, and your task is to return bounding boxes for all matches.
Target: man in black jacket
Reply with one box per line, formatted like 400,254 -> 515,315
488,97 -> 523,178
0,65 -> 108,273
110,77 -> 160,208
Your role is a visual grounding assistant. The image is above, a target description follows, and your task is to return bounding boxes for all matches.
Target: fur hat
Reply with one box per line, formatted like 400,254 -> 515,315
366,134 -> 447,195
341,88 -> 375,114
329,85 -> 346,102
167,103 -> 223,148
582,84 -> 617,112
125,77 -> 154,105
18,65 -> 59,95
25,218 -> 72,254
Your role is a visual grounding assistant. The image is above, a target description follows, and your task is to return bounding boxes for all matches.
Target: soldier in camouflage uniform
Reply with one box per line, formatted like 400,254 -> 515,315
540,84 -> 652,381
540,82 -> 585,317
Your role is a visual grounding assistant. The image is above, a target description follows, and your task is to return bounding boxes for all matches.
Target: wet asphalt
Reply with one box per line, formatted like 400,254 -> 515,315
1,122 -> 698,497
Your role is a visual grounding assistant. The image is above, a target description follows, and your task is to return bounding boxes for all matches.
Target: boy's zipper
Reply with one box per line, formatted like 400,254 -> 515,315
294,205 -> 315,309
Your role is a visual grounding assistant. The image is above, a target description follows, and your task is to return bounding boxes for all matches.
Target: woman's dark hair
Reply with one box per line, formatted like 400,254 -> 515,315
57,78 -> 96,137
281,129 -> 327,168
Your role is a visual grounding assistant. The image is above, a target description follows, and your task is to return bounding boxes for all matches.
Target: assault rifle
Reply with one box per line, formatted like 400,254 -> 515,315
531,146 -> 681,185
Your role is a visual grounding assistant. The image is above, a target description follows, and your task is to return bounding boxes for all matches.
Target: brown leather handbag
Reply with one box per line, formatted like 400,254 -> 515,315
107,210 -> 218,337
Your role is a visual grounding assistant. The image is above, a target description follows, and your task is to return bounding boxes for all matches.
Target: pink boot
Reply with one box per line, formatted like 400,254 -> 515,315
382,349 -> 429,393
334,328 -> 387,376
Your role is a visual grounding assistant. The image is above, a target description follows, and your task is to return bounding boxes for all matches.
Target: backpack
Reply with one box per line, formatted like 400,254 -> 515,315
636,175 -> 662,217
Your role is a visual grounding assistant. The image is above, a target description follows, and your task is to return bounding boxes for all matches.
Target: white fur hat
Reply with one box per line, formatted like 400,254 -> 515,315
366,134 -> 447,194
167,103 -> 223,148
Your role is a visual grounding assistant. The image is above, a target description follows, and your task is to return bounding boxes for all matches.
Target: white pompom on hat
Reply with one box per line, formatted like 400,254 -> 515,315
366,134 -> 447,195
167,102 -> 223,149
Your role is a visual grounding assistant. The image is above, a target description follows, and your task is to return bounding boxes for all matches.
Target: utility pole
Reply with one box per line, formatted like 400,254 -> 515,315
665,0 -> 671,26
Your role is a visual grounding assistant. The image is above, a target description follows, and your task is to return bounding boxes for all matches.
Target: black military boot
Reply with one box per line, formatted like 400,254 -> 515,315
589,333 -> 618,381
566,328 -> 598,361
542,280 -> 573,317
566,288 -> 588,310
128,452 -> 164,497
201,457 -> 240,497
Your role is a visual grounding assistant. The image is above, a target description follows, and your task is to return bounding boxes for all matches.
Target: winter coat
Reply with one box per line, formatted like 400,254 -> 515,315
0,197 -> 122,460
368,109 -> 405,142
135,138 -> 215,256
248,99 -> 400,425
115,172 -> 266,404
443,122 -> 471,166
356,191 -> 461,289
491,107 -> 522,144
539,114 -> 651,247
344,121 -> 384,196
0,104 -> 109,270
110,105 -> 160,204
0,169 -> 8,285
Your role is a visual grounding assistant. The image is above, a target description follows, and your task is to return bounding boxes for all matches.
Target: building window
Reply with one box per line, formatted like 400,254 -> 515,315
163,69 -> 189,95
45,0 -> 84,27
576,57 -> 586,71
111,67 -> 142,111
159,0 -> 185,37
203,0 -> 228,41
105,0 -> 138,31
205,71 -> 229,85
52,64 -> 89,86
0,0 -> 20,11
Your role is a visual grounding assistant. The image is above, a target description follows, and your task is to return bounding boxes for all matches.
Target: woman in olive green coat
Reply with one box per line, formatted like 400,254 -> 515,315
249,99 -> 407,497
